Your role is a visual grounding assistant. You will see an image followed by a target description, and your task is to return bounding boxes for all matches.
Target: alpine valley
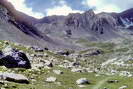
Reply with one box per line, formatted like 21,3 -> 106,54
0,0 -> 133,89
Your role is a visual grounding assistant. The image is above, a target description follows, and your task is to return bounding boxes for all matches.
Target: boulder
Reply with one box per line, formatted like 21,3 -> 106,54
32,63 -> 44,69
36,54 -> 44,57
71,62 -> 80,66
83,49 -> 103,57
107,80 -> 119,83
78,85 -> 86,88
71,68 -> 83,73
76,78 -> 90,85
31,46 -> 44,52
119,86 -> 127,89
56,50 -> 71,56
0,72 -> 29,84
53,70 -> 63,75
0,46 -> 31,69
46,77 -> 56,83
44,60 -> 53,67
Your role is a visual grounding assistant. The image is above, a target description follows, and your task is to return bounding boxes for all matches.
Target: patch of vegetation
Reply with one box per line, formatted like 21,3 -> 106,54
0,40 -> 133,89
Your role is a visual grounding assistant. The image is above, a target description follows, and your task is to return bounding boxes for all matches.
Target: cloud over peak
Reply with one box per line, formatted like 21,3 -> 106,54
45,0 -> 83,16
84,0 -> 121,13
6,0 -> 133,18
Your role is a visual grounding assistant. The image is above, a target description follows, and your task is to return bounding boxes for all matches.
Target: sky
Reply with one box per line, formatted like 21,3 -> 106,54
7,0 -> 133,19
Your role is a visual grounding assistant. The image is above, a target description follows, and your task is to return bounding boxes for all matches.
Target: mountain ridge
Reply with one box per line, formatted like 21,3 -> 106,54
0,0 -> 133,50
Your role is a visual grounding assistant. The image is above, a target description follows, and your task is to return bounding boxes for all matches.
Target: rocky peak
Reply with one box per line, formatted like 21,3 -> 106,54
65,13 -> 81,27
119,8 -> 133,20
97,13 -> 118,27
64,10 -> 96,28
118,8 -> 133,28
0,0 -> 38,25
84,9 -> 95,18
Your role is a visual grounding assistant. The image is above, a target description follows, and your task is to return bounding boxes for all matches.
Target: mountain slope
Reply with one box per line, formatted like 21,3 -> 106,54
35,9 -> 133,42
0,0 -> 133,50
0,0 -> 67,50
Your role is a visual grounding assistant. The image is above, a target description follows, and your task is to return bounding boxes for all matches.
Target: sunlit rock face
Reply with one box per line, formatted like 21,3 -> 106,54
35,8 -> 133,41
0,0 -> 58,50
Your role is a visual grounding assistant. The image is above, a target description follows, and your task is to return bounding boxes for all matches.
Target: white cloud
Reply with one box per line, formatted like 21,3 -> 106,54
46,5 -> 83,16
7,0 -> 44,18
46,0 -> 83,16
95,5 -> 121,13
84,0 -> 121,13
5,0 -> 133,18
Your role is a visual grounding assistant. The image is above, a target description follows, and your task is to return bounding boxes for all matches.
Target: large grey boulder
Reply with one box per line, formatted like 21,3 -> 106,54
76,78 -> 90,85
0,72 -> 29,84
0,46 -> 31,69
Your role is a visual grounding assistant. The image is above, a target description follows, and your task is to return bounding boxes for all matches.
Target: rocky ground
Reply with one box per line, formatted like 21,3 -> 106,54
1,1 -> 133,89
0,40 -> 132,89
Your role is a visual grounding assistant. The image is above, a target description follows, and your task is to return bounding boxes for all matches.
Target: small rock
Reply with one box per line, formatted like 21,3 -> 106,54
71,62 -> 80,66
56,50 -> 70,56
1,88 -> 6,89
4,41 -> 9,45
107,80 -> 119,83
32,63 -> 44,69
31,46 -> 44,52
68,88 -> 73,89
78,85 -> 86,88
45,60 -> 53,67
55,82 -> 61,85
53,70 -> 63,75
71,68 -> 83,73
119,85 -> 128,89
36,54 -> 44,57
46,77 -> 56,83
83,49 -> 103,57
103,87 -> 109,89
76,78 -> 90,85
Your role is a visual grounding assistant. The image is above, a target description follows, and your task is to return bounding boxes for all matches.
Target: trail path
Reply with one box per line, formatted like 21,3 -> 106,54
101,58 -> 117,67
92,77 -> 111,89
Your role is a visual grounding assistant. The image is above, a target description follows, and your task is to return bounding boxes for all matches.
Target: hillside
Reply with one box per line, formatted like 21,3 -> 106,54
0,0 -> 133,50
0,0 -> 133,89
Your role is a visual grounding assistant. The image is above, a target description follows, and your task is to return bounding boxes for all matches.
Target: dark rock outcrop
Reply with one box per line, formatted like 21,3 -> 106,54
0,46 -> 31,69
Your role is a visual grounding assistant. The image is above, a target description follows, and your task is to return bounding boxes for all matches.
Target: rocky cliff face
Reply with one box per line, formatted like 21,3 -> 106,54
35,8 -> 133,42
0,0 -> 62,50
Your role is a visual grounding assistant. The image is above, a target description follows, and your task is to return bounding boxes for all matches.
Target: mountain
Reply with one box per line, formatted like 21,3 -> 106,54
0,0 -> 63,49
36,9 -> 133,41
0,0 -> 133,50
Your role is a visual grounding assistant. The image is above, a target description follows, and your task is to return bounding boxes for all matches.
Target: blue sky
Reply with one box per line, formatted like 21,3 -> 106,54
7,0 -> 133,18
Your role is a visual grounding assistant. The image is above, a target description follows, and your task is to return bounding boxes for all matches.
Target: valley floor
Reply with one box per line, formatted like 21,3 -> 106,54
0,39 -> 133,89
1,67 -> 133,89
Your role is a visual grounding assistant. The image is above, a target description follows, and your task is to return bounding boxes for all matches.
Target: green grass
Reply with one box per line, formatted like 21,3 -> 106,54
1,67 -> 133,89
102,76 -> 133,89
0,40 -> 133,89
